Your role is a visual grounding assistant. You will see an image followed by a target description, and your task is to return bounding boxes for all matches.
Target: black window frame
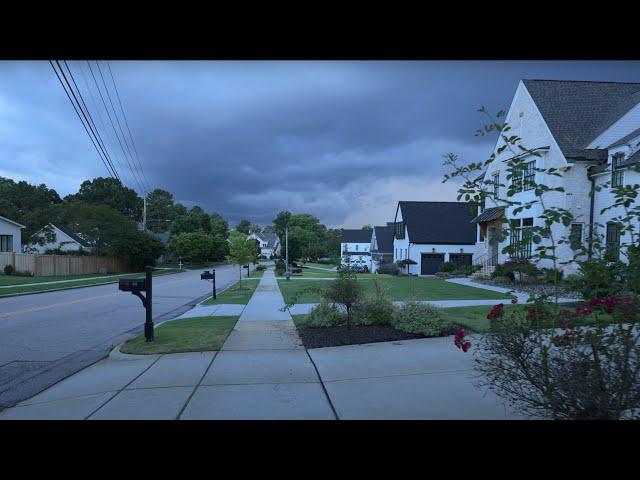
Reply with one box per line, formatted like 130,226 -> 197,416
395,221 -> 405,239
606,222 -> 621,261
611,153 -> 624,188
523,161 -> 535,191
492,173 -> 499,197
569,223 -> 583,250
0,235 -> 13,252
509,218 -> 533,259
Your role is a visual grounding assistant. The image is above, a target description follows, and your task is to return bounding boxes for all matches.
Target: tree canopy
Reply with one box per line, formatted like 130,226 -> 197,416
65,177 -> 143,221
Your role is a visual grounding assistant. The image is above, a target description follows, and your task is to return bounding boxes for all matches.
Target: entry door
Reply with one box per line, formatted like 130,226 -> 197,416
421,253 -> 445,275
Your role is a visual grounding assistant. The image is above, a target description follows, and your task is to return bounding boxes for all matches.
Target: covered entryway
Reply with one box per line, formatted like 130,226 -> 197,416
421,253 -> 445,275
449,253 -> 472,269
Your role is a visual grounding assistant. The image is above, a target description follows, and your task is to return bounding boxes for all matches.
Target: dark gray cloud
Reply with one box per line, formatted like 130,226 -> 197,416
2,60 -> 640,227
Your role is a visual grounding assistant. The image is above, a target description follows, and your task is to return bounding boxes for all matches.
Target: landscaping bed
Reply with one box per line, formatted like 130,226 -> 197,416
296,323 -> 425,349
474,278 -> 582,300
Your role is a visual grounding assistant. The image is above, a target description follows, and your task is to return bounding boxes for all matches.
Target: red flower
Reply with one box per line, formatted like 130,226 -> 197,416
487,303 -> 505,321
461,341 -> 471,352
454,328 -> 471,352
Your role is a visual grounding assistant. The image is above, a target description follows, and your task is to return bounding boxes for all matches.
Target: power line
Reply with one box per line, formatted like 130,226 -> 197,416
106,61 -> 152,194
49,60 -> 120,180
87,60 -> 146,196
95,61 -> 148,196
60,60 -> 122,183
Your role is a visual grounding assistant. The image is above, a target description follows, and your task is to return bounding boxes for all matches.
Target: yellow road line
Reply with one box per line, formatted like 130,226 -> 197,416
0,275 -> 193,319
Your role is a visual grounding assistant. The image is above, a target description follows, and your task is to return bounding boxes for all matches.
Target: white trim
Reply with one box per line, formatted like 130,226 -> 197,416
0,215 -> 25,229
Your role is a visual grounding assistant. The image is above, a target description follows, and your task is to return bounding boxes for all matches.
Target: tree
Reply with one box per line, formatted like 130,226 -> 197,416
110,229 -> 165,270
210,213 -> 229,239
273,210 -> 292,238
362,224 -> 373,230
324,267 -> 362,329
236,219 -> 251,234
248,224 -> 262,235
65,177 -> 143,221
145,188 -> 174,233
170,206 -> 211,236
168,232 -> 220,263
226,230 -> 256,289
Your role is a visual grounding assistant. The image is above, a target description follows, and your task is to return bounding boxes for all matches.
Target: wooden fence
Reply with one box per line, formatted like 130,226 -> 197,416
0,253 -> 133,276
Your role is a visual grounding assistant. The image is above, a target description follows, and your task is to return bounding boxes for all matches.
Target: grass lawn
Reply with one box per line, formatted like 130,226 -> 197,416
201,277 -> 260,305
278,275 -> 508,304
443,302 -> 611,333
0,269 -> 181,297
120,315 -> 239,354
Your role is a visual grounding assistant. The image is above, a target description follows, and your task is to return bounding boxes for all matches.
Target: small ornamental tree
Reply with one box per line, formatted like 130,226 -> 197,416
226,230 -> 256,290
324,266 -> 361,329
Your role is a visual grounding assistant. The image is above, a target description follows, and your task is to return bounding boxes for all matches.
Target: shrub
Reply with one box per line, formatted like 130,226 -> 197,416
573,258 -> 624,300
323,269 -> 361,328
391,301 -> 452,337
492,259 -> 539,282
352,297 -> 394,326
256,264 -> 266,271
435,271 -> 451,279
3,264 -> 14,275
539,267 -> 564,284
377,262 -> 400,275
475,298 -> 640,419
491,263 -> 514,281
491,275 -> 513,285
305,301 -> 345,327
457,264 -> 474,276
292,267 -> 302,274
440,261 -> 457,273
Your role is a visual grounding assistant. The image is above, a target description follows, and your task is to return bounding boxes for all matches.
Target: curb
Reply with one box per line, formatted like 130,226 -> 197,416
0,269 -> 184,299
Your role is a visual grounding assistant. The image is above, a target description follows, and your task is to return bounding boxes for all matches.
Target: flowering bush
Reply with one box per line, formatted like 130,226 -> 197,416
474,296 -> 640,419
486,303 -> 504,321
454,327 -> 471,352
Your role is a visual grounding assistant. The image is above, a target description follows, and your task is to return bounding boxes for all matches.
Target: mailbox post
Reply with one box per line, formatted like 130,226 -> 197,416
201,269 -> 216,300
119,265 -> 154,342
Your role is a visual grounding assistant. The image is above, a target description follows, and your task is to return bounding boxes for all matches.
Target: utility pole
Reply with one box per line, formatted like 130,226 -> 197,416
143,194 -> 147,231
285,227 -> 289,274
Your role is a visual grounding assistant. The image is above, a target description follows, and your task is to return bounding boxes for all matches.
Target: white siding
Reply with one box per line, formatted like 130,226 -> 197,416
0,218 -> 23,253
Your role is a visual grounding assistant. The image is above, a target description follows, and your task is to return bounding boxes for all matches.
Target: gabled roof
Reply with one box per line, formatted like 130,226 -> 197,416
471,206 -> 505,224
398,202 -> 476,245
0,215 -> 25,229
260,232 -> 279,248
608,127 -> 640,149
341,229 -> 372,244
52,224 -> 92,247
372,225 -> 394,253
523,79 -> 640,159
397,201 -> 477,245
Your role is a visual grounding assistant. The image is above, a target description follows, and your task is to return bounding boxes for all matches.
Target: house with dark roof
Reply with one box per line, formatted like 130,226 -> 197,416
340,229 -> 372,268
393,201 -> 477,275
29,223 -> 93,254
249,231 -> 281,259
370,223 -> 395,272
473,79 -> 640,275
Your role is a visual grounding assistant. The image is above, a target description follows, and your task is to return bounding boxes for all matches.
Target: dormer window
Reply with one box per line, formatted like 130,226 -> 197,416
395,221 -> 405,239
612,153 -> 624,188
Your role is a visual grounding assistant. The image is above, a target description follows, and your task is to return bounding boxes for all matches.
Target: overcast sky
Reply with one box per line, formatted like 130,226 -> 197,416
2,60 -> 640,228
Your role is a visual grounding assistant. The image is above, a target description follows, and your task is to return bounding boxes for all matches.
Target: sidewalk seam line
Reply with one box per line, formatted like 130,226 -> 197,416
175,351 -> 219,420
305,349 -> 339,420
83,354 -> 164,420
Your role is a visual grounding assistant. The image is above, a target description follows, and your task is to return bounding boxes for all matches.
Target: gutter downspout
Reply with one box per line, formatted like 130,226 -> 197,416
588,167 -> 596,260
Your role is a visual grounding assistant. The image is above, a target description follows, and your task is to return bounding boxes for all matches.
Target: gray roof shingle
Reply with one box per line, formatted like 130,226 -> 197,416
523,79 -> 640,158
372,225 -> 394,253
397,201 -> 477,245
341,229 -> 372,244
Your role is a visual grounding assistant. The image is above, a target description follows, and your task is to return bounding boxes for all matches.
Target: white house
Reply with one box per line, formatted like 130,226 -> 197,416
0,215 -> 25,253
472,79 -> 640,275
370,223 -> 395,273
340,229 -> 372,268
392,201 -> 476,275
248,232 -> 281,259
29,223 -> 92,254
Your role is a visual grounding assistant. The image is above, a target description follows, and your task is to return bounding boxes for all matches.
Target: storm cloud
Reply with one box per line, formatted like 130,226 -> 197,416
2,60 -> 640,227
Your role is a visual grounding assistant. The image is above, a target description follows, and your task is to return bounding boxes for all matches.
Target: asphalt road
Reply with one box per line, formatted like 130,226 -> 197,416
0,264 -> 246,409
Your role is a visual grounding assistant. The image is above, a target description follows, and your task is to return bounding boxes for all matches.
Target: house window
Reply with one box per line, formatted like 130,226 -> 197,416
509,218 -> 532,258
606,222 -> 621,260
395,222 -> 405,239
0,235 -> 13,252
523,161 -> 535,191
569,223 -> 583,250
355,244 -> 359,251
492,173 -> 499,197
612,153 -> 624,188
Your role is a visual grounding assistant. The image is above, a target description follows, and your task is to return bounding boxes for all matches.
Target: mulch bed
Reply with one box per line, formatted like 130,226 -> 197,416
297,325 -> 425,349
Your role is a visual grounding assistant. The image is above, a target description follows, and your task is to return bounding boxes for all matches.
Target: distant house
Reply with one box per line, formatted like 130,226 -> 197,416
0,215 -> 25,253
248,232 -> 281,259
340,229 -> 372,268
370,223 -> 395,273
29,223 -> 92,254
393,201 -> 476,275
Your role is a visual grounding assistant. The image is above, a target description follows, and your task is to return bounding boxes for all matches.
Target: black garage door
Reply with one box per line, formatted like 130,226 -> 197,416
449,253 -> 472,269
421,253 -> 445,275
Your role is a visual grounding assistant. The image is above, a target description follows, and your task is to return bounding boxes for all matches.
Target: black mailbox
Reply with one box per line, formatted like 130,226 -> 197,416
201,270 -> 214,280
118,278 -> 147,292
